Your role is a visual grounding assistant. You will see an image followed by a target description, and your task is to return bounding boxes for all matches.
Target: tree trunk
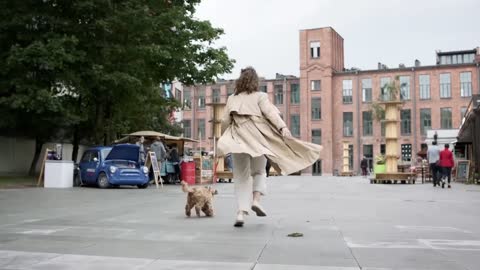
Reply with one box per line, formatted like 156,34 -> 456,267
94,100 -> 104,145
72,125 -> 80,162
28,137 -> 44,176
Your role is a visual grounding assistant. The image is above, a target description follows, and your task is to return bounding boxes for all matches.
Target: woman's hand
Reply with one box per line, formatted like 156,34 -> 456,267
281,127 -> 292,138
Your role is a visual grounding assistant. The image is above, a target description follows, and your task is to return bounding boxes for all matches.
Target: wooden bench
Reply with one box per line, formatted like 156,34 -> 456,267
371,172 -> 417,184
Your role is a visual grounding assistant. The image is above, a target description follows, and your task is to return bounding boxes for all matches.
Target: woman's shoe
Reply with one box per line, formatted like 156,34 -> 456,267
251,202 -> 267,217
234,211 -> 245,227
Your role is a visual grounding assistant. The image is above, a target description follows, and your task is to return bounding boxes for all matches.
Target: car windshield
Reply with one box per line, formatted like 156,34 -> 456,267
105,145 -> 139,162
101,149 -> 112,160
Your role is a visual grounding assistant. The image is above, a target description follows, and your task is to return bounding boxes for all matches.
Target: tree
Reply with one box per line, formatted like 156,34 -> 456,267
0,0 -> 234,175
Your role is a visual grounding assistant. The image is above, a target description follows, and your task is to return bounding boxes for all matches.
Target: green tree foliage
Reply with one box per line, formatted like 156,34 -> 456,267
0,0 -> 234,173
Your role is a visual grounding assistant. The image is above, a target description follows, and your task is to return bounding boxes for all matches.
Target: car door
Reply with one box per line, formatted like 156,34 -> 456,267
79,151 -> 91,183
81,150 -> 101,183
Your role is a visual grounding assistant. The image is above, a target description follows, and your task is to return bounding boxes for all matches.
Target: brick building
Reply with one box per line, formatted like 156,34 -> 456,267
181,26 -> 480,175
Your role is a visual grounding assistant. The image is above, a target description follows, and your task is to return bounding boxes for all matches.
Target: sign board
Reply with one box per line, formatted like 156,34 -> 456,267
149,152 -> 159,173
145,151 -> 162,189
456,160 -> 470,182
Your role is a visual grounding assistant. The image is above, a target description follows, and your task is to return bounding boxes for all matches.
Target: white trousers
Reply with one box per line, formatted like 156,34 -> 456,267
232,153 -> 267,212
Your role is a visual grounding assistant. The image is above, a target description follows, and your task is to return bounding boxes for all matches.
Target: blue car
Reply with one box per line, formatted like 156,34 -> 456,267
76,144 -> 150,189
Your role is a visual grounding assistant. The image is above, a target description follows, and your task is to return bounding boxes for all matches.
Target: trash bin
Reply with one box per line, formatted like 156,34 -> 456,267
44,160 -> 74,188
180,161 -> 196,185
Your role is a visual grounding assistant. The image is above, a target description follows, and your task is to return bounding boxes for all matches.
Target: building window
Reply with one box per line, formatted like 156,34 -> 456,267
175,88 -> 182,104
259,85 -> 267,93
197,119 -> 205,139
381,121 -> 386,137
312,129 -> 321,145
348,144 -> 354,171
400,109 -> 411,135
401,144 -> 412,162
420,108 -> 431,135
362,111 -> 373,136
290,83 -> 300,104
380,144 -> 386,155
197,88 -> 206,109
362,78 -> 372,103
290,115 -> 300,137
363,144 -> 373,171
312,160 -> 322,175
311,98 -> 321,120
342,79 -> 353,104
227,85 -> 235,96
440,108 -> 452,129
460,72 -> 472,97
343,112 -> 353,137
183,120 -> 191,138
311,80 -> 321,91
380,77 -> 391,101
399,76 -> 410,100
461,107 -> 468,121
310,41 -> 320,58
440,73 -> 451,98
183,89 -> 192,110
274,84 -> 283,105
212,88 -> 220,103
419,75 -> 430,100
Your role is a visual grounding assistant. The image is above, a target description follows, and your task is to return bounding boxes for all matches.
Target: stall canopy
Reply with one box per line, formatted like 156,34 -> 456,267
114,131 -> 198,155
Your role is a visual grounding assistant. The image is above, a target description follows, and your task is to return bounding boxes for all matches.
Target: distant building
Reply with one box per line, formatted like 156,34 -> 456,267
180,26 -> 480,175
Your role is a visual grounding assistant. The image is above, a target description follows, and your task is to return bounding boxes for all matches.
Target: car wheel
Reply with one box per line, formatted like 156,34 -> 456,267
73,174 -> 83,187
137,183 -> 149,189
97,173 -> 110,189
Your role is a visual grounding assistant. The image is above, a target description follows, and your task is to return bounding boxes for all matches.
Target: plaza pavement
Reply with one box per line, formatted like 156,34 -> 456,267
1,176 -> 480,270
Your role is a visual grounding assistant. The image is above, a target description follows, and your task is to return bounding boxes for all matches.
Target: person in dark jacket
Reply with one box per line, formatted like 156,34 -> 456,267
168,145 -> 180,182
360,156 -> 368,177
439,144 -> 455,189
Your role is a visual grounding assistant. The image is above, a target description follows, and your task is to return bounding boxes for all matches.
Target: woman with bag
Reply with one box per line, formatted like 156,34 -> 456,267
217,67 -> 323,227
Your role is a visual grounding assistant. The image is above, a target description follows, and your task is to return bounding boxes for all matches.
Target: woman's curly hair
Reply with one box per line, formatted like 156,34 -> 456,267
234,67 -> 259,95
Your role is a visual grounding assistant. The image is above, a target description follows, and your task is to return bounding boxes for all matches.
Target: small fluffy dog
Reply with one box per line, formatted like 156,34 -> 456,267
181,181 -> 218,217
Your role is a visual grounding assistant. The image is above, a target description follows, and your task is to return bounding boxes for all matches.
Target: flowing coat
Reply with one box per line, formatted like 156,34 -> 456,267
217,92 -> 322,175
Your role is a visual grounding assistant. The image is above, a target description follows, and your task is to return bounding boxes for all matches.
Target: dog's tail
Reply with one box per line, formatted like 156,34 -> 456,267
181,181 -> 192,193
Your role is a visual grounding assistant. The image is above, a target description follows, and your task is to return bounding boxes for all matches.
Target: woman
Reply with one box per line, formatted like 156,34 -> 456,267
217,67 -> 322,227
439,143 -> 454,189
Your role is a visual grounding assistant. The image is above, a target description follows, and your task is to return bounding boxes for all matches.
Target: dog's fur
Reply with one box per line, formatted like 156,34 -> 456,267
181,181 -> 218,217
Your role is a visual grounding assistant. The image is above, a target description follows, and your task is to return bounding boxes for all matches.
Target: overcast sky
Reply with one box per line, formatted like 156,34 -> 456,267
196,0 -> 480,80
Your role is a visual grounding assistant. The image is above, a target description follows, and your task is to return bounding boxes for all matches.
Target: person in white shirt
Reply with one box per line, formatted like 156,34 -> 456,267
427,141 -> 441,187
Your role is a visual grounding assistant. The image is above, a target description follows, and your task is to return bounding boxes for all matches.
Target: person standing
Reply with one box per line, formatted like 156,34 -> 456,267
136,136 -> 146,164
168,145 -> 180,183
150,136 -> 166,175
217,67 -> 322,227
427,141 -> 441,187
360,156 -> 368,178
439,143 -> 455,189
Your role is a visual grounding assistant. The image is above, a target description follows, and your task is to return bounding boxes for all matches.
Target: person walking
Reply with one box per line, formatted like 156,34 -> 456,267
427,141 -> 441,187
217,67 -> 322,227
439,143 -> 455,189
360,156 -> 368,178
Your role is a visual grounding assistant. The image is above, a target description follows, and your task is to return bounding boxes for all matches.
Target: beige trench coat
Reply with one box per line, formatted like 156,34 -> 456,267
217,92 -> 322,175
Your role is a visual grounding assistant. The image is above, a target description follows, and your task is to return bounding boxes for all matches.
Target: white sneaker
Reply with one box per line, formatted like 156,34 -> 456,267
251,202 -> 267,217
234,211 -> 245,227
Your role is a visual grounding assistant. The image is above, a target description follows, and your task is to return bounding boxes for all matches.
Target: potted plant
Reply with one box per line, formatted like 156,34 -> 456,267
374,154 -> 386,174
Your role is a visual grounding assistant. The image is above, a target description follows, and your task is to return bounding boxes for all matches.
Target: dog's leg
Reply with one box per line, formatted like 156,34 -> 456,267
202,202 -> 214,217
185,204 -> 192,217
195,205 -> 201,217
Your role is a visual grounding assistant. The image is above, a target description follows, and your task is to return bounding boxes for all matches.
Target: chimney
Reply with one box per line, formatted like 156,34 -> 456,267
415,59 -> 421,67
378,62 -> 382,70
